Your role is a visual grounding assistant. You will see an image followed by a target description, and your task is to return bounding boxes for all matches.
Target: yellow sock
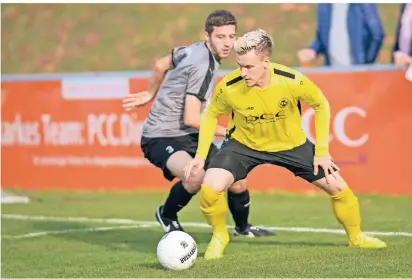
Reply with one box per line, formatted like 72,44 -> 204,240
330,185 -> 362,242
199,184 -> 228,234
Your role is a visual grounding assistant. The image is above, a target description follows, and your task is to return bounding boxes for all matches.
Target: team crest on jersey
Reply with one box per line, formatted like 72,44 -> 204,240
278,98 -> 290,109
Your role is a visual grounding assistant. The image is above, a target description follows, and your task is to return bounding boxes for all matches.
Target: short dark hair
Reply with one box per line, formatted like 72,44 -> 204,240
205,10 -> 237,34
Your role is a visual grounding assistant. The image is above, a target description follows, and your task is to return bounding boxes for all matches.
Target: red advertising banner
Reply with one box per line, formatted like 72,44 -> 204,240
1,70 -> 411,194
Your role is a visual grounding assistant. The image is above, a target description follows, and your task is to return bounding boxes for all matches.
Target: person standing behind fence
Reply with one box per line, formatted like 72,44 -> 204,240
392,3 -> 412,68
297,3 -> 385,67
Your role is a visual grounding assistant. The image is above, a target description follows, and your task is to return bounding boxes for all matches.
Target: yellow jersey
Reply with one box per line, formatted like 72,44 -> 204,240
196,63 -> 331,159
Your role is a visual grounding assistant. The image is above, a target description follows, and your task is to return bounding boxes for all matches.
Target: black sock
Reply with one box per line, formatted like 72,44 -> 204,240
161,181 -> 194,219
228,189 -> 250,231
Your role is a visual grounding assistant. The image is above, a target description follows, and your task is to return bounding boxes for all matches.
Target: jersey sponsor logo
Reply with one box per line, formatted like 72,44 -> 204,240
245,111 -> 286,124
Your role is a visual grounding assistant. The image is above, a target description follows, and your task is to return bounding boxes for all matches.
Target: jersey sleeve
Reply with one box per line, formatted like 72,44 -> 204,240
291,73 -> 331,156
171,46 -> 190,67
196,79 -> 232,159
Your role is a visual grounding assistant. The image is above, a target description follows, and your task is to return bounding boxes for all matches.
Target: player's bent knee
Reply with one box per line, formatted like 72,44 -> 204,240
228,179 -> 248,193
183,168 -> 205,193
203,168 -> 234,192
312,171 -> 347,196
182,180 -> 201,193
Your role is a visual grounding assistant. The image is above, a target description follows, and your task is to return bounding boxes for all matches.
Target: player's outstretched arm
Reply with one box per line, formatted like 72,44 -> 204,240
147,55 -> 174,98
122,55 -> 172,111
292,73 -> 340,182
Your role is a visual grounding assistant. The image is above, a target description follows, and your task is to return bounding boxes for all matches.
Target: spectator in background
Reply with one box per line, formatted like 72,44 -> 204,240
392,3 -> 412,68
297,4 -> 385,66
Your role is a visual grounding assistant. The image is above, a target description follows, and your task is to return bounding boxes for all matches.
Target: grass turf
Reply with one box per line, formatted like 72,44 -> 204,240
2,189 -> 411,277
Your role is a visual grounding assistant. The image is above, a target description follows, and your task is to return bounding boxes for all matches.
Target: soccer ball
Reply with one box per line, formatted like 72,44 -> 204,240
156,231 -> 198,271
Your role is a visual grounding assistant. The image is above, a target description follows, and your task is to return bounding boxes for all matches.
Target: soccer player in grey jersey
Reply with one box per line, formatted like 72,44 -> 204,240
123,10 -> 274,237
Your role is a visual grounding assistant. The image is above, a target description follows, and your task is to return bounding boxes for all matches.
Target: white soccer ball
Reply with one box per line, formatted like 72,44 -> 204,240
156,231 -> 198,271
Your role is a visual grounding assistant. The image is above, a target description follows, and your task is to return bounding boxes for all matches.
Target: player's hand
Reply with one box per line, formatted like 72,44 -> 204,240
184,158 -> 205,181
393,51 -> 412,68
122,91 -> 153,111
297,48 -> 316,63
313,155 -> 340,184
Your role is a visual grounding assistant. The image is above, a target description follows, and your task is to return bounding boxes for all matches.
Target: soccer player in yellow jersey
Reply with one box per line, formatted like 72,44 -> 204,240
184,28 -> 387,260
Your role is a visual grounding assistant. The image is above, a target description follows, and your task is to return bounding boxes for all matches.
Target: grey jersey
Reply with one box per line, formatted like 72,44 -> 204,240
142,42 -> 220,138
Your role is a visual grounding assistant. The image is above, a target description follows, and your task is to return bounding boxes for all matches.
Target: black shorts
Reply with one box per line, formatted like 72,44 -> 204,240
141,133 -> 219,181
207,138 -> 330,183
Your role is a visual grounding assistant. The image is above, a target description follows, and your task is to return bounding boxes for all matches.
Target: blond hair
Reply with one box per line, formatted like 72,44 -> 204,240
233,28 -> 273,56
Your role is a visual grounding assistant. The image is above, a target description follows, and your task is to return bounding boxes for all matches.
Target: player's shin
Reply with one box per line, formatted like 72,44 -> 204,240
330,184 -> 362,242
200,184 -> 228,234
162,181 -> 195,219
228,189 -> 250,231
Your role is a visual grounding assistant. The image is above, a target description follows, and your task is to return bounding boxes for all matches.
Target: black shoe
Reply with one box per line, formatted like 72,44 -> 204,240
234,224 -> 275,237
155,205 -> 184,233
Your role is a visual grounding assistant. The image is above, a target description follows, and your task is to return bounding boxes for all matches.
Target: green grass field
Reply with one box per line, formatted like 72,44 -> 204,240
1,3 -> 400,74
2,189 -> 412,278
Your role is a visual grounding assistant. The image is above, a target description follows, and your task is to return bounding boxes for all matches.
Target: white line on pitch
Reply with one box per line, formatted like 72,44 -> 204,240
2,224 -> 153,239
2,214 -> 412,237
